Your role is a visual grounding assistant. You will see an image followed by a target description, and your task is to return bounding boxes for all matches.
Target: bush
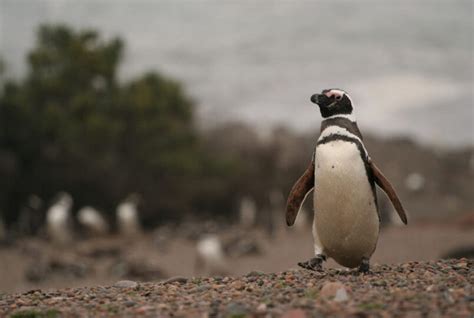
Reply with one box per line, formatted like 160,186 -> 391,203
0,25 -> 203,227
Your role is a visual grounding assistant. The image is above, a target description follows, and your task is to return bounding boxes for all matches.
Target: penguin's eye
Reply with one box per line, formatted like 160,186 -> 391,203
335,95 -> 342,101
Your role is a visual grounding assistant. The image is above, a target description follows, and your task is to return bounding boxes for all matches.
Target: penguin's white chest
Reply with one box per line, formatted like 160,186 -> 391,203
314,140 -> 379,268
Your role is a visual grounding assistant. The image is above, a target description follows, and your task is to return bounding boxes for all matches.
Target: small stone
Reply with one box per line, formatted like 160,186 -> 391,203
282,309 -> 307,318
124,300 -> 136,307
230,281 -> 245,291
195,285 -> 210,292
163,276 -> 188,284
320,281 -> 348,300
245,270 -> 265,277
114,280 -> 138,289
136,305 -> 154,314
15,299 -> 26,306
25,289 -> 41,295
456,261 -> 468,268
256,303 -> 267,313
404,311 -> 422,318
373,280 -> 387,287
157,303 -> 169,310
225,303 -> 248,317
334,288 -> 349,302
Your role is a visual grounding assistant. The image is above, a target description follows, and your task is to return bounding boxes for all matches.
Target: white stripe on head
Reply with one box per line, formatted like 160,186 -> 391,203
324,89 -> 345,99
324,89 -> 354,108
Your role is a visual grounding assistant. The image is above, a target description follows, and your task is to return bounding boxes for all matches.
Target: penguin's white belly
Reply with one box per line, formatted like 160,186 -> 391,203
314,140 -> 379,268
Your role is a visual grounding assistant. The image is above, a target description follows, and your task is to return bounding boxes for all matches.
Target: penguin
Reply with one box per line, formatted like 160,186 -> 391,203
286,89 -> 407,272
46,192 -> 74,245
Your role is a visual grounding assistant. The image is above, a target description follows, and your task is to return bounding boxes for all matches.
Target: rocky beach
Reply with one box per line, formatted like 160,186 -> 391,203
1,259 -> 472,317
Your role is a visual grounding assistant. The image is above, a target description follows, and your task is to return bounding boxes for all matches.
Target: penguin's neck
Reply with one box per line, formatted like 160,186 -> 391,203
320,113 -> 363,140
324,113 -> 356,122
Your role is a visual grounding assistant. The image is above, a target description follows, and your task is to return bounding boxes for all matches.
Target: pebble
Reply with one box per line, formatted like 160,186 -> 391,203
114,280 -> 138,289
135,305 -> 154,314
163,276 -> 188,284
195,286 -> 210,293
0,259 -> 470,317
320,281 -> 348,299
245,270 -> 265,277
225,302 -> 248,316
282,309 -> 307,318
457,260 -> 468,266
333,288 -> 349,302
256,303 -> 267,313
15,299 -> 25,306
230,281 -> 245,290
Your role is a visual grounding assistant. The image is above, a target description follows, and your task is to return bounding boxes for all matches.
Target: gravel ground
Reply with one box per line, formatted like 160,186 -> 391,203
1,259 -> 472,318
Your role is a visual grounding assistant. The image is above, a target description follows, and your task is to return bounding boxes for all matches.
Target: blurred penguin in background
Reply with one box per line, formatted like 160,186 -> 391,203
195,234 -> 228,276
77,206 -> 109,236
116,194 -> 142,237
46,192 -> 73,245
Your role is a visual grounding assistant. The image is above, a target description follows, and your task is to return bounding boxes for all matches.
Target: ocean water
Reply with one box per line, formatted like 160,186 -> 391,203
1,0 -> 473,147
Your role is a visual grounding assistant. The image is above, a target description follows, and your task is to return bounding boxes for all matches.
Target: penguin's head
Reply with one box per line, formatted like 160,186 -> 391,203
310,89 -> 353,118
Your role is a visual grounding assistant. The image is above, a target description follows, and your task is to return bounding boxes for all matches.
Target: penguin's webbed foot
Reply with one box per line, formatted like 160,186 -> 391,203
298,255 -> 326,271
358,257 -> 370,274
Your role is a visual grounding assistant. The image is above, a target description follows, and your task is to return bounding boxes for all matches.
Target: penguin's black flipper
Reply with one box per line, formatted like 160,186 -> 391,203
369,160 -> 408,225
286,159 -> 315,226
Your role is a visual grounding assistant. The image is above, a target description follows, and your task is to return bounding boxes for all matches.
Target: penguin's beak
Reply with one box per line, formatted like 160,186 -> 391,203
311,93 -> 332,108
310,94 -> 321,105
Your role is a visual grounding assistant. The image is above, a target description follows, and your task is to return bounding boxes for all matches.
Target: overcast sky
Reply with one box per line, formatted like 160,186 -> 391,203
1,0 -> 473,147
